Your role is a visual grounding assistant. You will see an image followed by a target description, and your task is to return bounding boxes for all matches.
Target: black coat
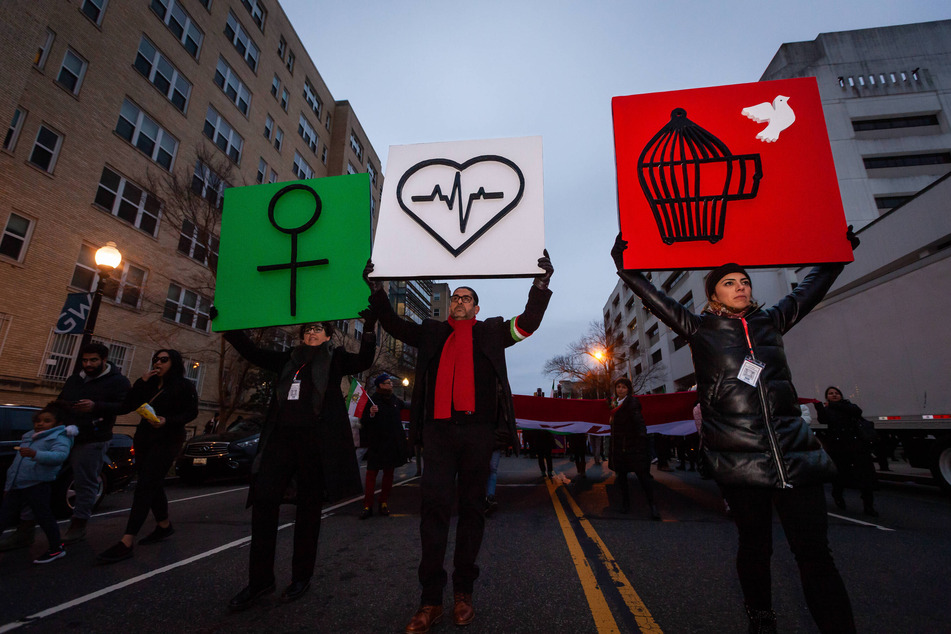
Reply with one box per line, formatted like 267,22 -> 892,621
360,391 -> 407,470
816,400 -> 867,448
370,285 -> 551,451
121,375 -> 198,446
609,396 -> 651,473
618,264 -> 843,488
225,330 -> 375,504
58,364 -> 131,443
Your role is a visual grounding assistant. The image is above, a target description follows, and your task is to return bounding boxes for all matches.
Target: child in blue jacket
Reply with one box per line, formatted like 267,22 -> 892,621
0,403 -> 75,563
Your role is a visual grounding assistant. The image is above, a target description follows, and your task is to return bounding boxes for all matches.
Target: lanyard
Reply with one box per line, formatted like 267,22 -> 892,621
292,363 -> 306,382
740,318 -> 756,359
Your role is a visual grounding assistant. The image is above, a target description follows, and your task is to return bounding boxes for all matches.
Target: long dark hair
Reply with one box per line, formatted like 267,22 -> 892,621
153,348 -> 186,382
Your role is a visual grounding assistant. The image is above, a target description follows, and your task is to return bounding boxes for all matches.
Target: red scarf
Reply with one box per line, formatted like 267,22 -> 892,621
434,318 -> 476,419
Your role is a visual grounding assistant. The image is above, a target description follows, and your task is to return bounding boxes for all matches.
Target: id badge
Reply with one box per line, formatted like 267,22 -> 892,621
737,356 -> 765,387
287,381 -> 301,401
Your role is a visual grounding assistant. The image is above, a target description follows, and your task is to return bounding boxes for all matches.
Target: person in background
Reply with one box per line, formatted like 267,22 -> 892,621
204,412 -> 220,435
608,378 -> 660,519
97,349 -> 198,564
359,374 -> 408,519
0,403 -> 74,564
533,429 -> 555,479
612,230 -> 858,634
815,386 -> 878,517
568,433 -> 588,479
484,449 -> 501,516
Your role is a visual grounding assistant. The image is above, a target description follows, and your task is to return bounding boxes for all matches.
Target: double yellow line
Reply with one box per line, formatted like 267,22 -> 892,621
545,478 -> 663,633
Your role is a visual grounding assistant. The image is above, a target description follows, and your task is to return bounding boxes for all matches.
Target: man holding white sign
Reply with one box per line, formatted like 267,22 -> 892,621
364,254 -> 552,633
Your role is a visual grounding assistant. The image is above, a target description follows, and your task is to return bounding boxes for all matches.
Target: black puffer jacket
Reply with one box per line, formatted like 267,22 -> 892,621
618,264 -> 843,488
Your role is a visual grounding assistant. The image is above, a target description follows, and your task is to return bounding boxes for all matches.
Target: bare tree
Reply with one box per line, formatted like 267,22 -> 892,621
544,320 -> 666,397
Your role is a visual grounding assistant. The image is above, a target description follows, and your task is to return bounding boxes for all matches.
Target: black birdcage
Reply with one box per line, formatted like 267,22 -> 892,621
637,108 -> 762,244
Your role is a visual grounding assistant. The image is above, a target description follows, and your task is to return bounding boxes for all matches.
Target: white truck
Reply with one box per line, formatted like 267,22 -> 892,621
783,177 -> 951,493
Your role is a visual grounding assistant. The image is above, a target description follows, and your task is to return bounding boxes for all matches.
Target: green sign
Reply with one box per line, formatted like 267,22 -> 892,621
213,175 -> 371,332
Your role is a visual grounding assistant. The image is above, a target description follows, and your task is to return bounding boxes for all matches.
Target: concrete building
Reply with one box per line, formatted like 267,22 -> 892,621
430,282 -> 450,321
0,0 -> 385,427
603,19 -> 951,394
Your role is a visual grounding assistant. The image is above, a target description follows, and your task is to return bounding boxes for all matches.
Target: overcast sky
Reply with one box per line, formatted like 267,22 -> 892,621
281,1 -> 950,395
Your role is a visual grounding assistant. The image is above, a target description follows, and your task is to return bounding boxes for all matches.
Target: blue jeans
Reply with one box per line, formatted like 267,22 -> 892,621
70,440 -> 109,520
0,483 -> 60,548
486,450 -> 501,497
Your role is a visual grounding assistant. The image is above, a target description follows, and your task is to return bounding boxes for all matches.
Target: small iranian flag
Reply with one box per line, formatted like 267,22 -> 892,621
347,378 -> 370,418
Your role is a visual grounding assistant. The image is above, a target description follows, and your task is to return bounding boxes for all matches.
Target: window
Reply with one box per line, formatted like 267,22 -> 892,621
673,334 -> 688,351
116,99 -> 178,170
57,49 -> 88,95
367,163 -> 377,185
199,0 -> 212,8
182,358 -> 204,395
320,146 -> 327,164
647,324 -> 659,345
875,194 -> 914,210
241,0 -> 266,30
627,317 -> 637,332
853,114 -> 940,132
41,333 -> 132,382
349,131 -> 363,161
680,291 -> 694,313
303,79 -> 322,117
134,37 -> 191,112
273,127 -> 283,151
28,125 -> 63,173
263,114 -> 274,139
268,170 -> 277,183
433,308 -> 440,318
1,212 -> 34,262
325,112 -> 331,131
270,74 -> 280,98
256,157 -> 268,183
164,283 -> 211,332
178,218 -> 219,269
191,161 -> 229,208
863,152 -> 951,169
612,295 -> 620,307
81,0 -> 108,25
635,363 -> 643,376
150,0 -> 203,58
662,270 -> 686,293
225,12 -> 260,71
298,114 -> 318,153
214,57 -> 252,115
280,88 -> 288,111
70,244 -> 147,308
34,29 -> 54,68
347,162 -> 357,175
292,152 -> 314,179
651,349 -> 663,364
277,36 -> 286,59
94,166 -> 162,235
4,107 -> 26,151
203,106 -> 243,163
286,51 -> 295,74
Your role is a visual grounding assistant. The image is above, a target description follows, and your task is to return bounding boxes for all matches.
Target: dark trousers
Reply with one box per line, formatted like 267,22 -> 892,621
419,420 -> 494,605
0,483 -> 59,548
126,436 -> 183,536
721,484 -> 856,634
829,447 -> 876,505
616,469 -> 655,506
249,426 -> 323,588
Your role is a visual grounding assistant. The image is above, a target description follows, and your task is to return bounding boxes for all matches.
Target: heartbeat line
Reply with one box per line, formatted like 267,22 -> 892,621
411,171 -> 504,233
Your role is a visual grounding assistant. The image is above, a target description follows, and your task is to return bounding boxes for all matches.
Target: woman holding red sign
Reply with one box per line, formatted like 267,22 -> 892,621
611,231 -> 858,634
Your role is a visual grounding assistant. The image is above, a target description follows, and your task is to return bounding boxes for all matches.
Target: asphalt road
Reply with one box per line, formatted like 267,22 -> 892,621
0,455 -> 948,633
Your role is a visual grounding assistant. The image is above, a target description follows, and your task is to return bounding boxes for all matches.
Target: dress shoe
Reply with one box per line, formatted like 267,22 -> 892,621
62,519 -> 86,545
378,502 -> 390,516
452,593 -> 475,626
359,507 -> 373,520
97,541 -> 133,564
280,580 -> 310,603
139,523 -> 175,545
405,604 -> 443,633
228,582 -> 275,611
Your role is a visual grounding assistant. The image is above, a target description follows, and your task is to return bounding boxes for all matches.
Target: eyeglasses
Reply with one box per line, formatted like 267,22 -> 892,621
450,295 -> 474,304
152,355 -> 170,363
302,325 -> 325,334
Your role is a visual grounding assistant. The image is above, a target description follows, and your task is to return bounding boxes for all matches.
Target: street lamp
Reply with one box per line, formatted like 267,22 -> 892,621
401,377 -> 410,400
73,241 -> 122,374
587,347 -> 611,398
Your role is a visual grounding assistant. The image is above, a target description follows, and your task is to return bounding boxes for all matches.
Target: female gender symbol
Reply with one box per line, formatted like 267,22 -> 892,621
257,183 -> 329,316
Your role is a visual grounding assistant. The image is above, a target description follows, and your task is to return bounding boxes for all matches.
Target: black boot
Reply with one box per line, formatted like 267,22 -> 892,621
746,606 -> 777,634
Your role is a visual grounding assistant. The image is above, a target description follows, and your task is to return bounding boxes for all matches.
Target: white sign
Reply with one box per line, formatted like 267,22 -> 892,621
370,136 -> 545,279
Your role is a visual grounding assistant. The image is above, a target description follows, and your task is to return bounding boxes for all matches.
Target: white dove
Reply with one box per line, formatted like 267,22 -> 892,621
741,95 -> 795,143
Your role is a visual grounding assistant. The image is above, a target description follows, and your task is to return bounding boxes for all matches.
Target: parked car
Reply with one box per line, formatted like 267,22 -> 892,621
175,416 -> 263,485
0,404 -> 136,519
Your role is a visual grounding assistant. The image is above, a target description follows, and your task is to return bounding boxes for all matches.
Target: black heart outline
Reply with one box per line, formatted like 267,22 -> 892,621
396,155 -> 525,257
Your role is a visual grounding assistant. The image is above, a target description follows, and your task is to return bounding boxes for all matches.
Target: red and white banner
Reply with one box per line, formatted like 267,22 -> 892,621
513,392 -> 699,436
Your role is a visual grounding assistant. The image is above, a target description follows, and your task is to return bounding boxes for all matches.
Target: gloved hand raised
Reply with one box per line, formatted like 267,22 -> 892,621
611,233 -> 628,271
534,250 -> 554,290
363,259 -> 383,292
846,225 -> 860,251
358,307 -> 377,333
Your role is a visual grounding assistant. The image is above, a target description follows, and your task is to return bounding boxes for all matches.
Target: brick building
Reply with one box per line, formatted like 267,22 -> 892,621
0,0 -> 387,430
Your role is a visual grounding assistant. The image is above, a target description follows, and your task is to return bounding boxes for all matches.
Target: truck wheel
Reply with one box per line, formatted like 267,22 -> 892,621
931,438 -> 951,494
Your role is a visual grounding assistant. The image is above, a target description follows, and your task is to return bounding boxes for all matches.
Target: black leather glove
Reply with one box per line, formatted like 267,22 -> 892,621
358,307 -> 377,333
534,249 -> 554,290
846,225 -> 860,251
611,233 -> 628,271
209,305 -> 219,320
363,259 -> 383,292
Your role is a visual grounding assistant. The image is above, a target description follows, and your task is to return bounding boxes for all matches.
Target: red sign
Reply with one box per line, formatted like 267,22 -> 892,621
613,78 -> 853,270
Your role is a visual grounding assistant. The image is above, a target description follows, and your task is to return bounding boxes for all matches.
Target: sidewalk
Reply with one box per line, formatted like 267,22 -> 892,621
874,458 -> 935,487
